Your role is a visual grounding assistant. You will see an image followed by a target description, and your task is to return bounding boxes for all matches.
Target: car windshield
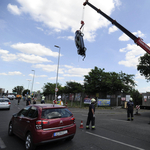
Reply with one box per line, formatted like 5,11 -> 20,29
41,108 -> 72,119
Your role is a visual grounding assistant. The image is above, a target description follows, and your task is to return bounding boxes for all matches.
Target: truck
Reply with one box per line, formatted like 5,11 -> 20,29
141,92 -> 150,109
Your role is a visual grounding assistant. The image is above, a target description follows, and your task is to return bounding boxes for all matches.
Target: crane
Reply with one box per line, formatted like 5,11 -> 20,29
76,0 -> 150,58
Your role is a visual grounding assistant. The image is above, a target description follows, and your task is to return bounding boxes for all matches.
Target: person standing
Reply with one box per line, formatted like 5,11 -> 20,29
127,97 -> 134,121
86,98 -> 96,130
57,95 -> 63,105
26,95 -> 31,106
41,95 -> 45,104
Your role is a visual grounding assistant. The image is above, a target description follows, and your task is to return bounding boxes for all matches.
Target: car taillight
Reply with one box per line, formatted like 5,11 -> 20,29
8,102 -> 11,104
71,117 -> 75,124
36,120 -> 49,130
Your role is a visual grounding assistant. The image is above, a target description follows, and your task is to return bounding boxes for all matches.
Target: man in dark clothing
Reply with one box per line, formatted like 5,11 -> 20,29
86,98 -> 96,129
127,97 -> 134,121
26,95 -> 31,106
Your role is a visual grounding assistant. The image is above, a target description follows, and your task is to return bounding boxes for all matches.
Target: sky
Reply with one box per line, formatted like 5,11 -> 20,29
0,0 -> 150,94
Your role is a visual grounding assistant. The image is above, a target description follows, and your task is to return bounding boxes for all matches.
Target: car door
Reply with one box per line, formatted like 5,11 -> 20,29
20,106 -> 38,138
13,106 -> 31,138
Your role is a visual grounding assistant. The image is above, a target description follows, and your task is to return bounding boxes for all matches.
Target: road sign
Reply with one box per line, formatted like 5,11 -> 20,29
55,88 -> 58,92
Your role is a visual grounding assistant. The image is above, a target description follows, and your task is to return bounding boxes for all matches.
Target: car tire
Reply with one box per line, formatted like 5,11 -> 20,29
25,132 -> 35,150
8,122 -> 13,136
66,135 -> 74,141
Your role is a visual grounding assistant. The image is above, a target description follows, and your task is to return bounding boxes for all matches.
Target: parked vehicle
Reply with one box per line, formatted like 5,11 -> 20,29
8,104 -> 76,150
0,98 -> 11,110
7,95 -> 15,100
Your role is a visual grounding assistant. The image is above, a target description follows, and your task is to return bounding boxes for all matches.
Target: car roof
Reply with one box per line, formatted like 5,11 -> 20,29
30,104 -> 66,109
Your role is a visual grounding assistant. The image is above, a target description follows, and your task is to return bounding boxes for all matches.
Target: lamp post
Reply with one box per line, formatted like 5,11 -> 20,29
31,70 -> 35,95
54,45 -> 61,100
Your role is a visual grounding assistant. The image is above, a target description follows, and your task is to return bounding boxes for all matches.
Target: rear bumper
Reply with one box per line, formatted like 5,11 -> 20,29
0,105 -> 10,109
33,124 -> 76,144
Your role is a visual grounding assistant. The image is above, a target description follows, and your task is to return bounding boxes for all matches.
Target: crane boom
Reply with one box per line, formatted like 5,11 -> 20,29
83,0 -> 150,54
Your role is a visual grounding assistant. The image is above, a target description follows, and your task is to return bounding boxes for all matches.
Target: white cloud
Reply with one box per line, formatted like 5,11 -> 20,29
119,30 -> 145,41
11,43 -> 59,57
33,64 -> 91,77
118,44 -> 146,67
135,72 -> 145,80
7,4 -> 22,15
8,71 -> 22,75
8,0 -> 121,41
0,49 -> 52,63
108,26 -> 118,34
48,77 -> 64,80
0,71 -> 22,76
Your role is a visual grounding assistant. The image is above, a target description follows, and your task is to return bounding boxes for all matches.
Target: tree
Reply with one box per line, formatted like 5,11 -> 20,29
84,67 -> 105,95
130,89 -> 142,105
84,67 -> 136,96
12,86 -> 24,95
22,89 -> 30,96
64,81 -> 83,100
137,53 -> 150,82
42,82 -> 63,96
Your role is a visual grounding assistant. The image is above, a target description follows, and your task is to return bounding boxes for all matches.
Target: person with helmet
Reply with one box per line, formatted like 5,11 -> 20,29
26,95 -> 31,106
86,98 -> 96,130
41,95 -> 45,104
57,95 -> 63,106
127,97 -> 134,121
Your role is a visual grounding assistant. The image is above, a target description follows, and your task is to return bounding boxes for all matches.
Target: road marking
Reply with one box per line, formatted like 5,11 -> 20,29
86,131 -> 145,150
0,138 -> 6,149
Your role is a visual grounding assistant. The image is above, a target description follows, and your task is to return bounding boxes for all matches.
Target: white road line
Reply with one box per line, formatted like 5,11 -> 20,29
86,131 -> 145,150
0,138 -> 6,149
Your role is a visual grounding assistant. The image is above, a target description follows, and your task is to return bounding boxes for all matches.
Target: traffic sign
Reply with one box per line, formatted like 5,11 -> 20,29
55,88 -> 58,92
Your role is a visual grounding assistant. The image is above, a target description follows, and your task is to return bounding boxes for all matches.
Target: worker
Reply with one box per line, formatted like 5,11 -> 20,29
127,97 -> 134,121
86,98 -> 96,130
41,95 -> 45,104
26,95 -> 31,106
57,95 -> 63,105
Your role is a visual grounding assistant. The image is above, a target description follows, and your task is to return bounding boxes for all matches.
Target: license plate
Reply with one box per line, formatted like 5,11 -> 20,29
54,130 -> 68,136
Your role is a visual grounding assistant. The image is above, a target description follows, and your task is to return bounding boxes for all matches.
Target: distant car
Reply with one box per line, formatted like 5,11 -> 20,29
7,95 -> 15,100
8,104 -> 76,150
0,98 -> 11,110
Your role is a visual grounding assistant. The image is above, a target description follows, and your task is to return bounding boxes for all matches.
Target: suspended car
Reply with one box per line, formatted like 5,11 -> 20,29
75,30 -> 87,59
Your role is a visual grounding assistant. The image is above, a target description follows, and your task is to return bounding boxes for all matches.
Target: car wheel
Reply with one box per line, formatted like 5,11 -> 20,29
66,135 -> 74,141
8,122 -> 13,136
25,132 -> 35,150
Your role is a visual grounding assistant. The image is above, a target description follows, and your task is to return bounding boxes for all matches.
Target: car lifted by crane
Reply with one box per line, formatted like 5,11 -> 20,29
75,0 -> 150,59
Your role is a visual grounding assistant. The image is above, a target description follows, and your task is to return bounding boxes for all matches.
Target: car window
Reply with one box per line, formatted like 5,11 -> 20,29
41,108 -> 72,119
0,99 -> 9,102
27,106 -> 38,118
17,106 -> 31,117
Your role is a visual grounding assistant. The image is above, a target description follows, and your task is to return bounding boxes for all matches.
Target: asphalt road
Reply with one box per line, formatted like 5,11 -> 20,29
0,99 -> 150,150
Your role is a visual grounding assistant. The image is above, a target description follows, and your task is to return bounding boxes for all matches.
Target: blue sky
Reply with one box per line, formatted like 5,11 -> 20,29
0,0 -> 150,93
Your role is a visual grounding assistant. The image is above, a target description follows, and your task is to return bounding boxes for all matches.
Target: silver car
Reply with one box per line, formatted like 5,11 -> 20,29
0,98 -> 11,110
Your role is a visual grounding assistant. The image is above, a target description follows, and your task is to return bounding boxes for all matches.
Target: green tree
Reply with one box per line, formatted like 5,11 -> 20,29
42,82 -> 63,96
130,89 -> 142,105
137,53 -> 150,82
12,86 -> 24,95
84,67 -> 105,95
84,67 -> 136,96
22,89 -> 30,96
64,81 -> 83,100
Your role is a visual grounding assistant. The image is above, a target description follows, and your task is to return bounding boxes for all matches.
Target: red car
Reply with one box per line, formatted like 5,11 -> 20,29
8,104 -> 76,150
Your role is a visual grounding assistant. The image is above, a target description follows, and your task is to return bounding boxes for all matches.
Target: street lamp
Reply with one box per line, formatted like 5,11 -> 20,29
31,70 -> 35,95
54,45 -> 61,100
